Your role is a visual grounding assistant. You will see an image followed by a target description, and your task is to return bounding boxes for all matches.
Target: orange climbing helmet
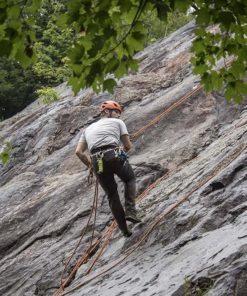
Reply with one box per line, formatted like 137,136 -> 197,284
100,100 -> 122,113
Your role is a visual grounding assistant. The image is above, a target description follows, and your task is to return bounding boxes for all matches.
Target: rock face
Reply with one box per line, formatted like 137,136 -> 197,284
0,22 -> 247,296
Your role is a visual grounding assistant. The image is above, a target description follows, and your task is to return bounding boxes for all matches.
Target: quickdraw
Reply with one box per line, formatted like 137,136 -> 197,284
91,147 -> 128,174
117,148 -> 128,162
97,156 -> 104,174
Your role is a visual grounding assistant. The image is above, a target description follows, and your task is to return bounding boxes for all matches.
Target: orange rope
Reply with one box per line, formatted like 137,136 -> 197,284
54,221 -> 116,296
61,143 -> 247,295
57,181 -> 99,294
53,84 -> 211,295
54,57 -> 236,295
130,57 -> 234,141
130,85 -> 203,140
85,221 -> 117,275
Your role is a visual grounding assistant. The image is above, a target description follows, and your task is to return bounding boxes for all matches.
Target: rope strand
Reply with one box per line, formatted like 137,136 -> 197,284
61,143 -> 247,295
58,181 -> 99,292
54,56 -> 236,295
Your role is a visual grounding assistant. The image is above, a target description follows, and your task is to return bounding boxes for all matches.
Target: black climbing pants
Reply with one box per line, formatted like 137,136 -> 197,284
92,152 -> 136,233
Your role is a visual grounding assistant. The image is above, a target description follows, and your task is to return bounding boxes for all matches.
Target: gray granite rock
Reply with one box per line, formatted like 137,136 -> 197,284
0,21 -> 246,296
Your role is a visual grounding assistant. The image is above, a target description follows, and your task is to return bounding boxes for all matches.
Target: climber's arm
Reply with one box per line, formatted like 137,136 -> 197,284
75,142 -> 91,168
120,134 -> 132,152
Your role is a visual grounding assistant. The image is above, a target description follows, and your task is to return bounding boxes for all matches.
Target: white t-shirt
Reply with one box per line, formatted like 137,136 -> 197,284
79,118 -> 129,151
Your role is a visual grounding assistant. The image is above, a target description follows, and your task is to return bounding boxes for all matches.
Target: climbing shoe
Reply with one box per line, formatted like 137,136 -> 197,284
121,229 -> 132,237
125,213 -> 142,224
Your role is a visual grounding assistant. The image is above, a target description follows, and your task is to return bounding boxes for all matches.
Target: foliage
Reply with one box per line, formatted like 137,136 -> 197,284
141,10 -> 193,45
184,275 -> 191,296
36,87 -> 59,104
32,0 -> 73,86
183,276 -> 214,296
0,0 -> 73,120
0,140 -> 12,165
190,1 -> 247,103
0,57 -> 38,119
0,0 -> 246,102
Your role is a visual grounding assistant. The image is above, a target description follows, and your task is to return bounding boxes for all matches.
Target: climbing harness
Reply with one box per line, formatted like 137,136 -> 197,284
95,152 -> 104,174
117,148 -> 128,163
91,147 -> 128,174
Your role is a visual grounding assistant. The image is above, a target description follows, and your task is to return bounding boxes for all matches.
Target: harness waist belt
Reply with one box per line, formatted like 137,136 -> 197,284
91,145 -> 118,154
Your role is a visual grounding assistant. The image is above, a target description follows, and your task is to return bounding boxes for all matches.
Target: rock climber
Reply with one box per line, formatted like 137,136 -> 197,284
75,100 -> 141,237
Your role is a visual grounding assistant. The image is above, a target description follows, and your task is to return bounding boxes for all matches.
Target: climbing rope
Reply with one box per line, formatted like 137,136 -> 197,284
55,221 -> 116,296
59,180 -> 99,292
54,56 -> 237,295
53,84 -> 203,295
55,132 -> 246,296
130,85 -> 203,140
130,56 -> 234,141
60,142 -> 247,295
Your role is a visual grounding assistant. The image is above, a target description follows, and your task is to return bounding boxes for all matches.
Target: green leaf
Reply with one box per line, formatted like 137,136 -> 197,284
86,61 -> 102,85
234,94 -> 242,104
67,0 -> 83,15
0,142 -> 12,165
81,37 -> 93,51
56,14 -> 69,27
68,76 -> 82,94
132,20 -> 147,34
192,39 -> 205,53
17,53 -> 33,68
174,0 -> 191,13
225,43 -> 236,55
196,8 -> 211,26
88,36 -> 105,57
109,5 -> 121,16
156,3 -> 170,20
7,20 -> 20,31
193,63 -> 208,75
103,26 -> 116,39
123,7 -> 138,24
194,28 -> 205,37
69,44 -> 85,62
1,152 -> 9,164
104,57 -> 119,73
238,48 -> 247,62
0,39 -> 12,56
218,11 -> 235,30
0,9 -> 7,24
225,84 -> 235,101
37,87 -> 59,104
229,61 -> 245,79
7,5 -> 20,19
115,62 -> 128,78
236,80 -> 247,95
27,0 -> 42,14
211,71 -> 223,91
225,73 -> 237,83
0,2 -> 7,9
118,0 -> 132,12
72,63 -> 82,76
201,72 -> 212,92
126,33 -> 144,55
103,78 -> 117,93
206,54 -> 216,66
128,58 -> 139,72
